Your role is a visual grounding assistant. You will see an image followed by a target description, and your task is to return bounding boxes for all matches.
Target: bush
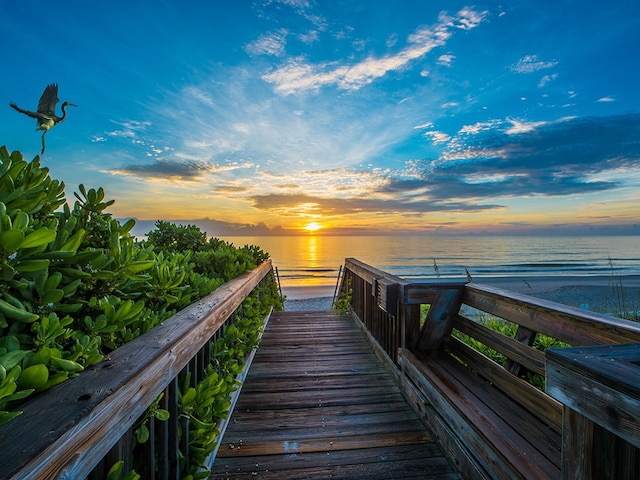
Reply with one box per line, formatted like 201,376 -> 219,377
0,146 -> 279,428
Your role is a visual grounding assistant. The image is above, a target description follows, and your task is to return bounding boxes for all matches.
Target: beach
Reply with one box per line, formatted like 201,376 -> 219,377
282,275 -> 640,316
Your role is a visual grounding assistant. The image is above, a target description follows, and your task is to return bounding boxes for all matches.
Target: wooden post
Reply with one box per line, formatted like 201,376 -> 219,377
546,343 -> 640,479
415,288 -> 463,352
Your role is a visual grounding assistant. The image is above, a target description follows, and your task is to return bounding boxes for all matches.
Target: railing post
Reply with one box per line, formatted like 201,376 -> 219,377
399,284 -> 420,351
414,288 -> 464,352
546,343 -> 640,479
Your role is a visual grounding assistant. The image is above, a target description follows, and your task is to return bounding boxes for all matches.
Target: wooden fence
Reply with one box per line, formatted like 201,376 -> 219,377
0,260 -> 275,480
338,257 -> 640,479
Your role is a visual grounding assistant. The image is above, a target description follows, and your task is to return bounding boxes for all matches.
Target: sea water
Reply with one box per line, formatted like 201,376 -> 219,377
219,235 -> 640,288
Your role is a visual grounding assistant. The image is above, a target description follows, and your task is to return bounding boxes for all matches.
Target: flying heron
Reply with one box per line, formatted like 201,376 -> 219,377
9,83 -> 77,155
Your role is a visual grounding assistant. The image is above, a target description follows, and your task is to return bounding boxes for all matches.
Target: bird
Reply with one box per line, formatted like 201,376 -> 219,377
9,83 -> 77,155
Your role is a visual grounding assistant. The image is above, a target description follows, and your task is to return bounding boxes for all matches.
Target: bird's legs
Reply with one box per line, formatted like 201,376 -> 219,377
41,131 -> 47,155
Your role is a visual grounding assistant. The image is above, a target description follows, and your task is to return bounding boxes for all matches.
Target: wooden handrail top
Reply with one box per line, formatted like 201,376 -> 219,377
0,260 -> 273,480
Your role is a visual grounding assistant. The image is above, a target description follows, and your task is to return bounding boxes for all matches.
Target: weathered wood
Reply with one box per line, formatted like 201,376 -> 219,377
505,325 -> 538,376
399,370 -> 491,480
404,281 -> 468,305
453,315 -> 546,376
415,288 -> 464,351
210,311 -> 460,479
447,336 -> 563,432
463,283 -> 640,345
0,261 -> 274,480
400,348 -> 561,480
546,344 -> 640,447
547,343 -> 640,479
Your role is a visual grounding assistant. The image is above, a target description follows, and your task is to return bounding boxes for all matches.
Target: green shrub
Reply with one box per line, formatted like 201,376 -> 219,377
0,146 -> 279,432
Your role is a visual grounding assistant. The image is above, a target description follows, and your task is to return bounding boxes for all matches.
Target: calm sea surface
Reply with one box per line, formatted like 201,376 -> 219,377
220,235 -> 640,288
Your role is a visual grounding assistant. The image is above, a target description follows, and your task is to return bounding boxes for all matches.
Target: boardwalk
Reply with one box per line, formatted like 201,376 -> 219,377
210,310 -> 460,479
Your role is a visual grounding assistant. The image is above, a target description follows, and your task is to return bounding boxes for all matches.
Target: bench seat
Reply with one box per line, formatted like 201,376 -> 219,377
399,348 -> 561,480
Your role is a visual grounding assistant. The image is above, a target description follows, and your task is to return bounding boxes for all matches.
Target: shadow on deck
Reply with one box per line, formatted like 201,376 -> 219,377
210,310 -> 460,479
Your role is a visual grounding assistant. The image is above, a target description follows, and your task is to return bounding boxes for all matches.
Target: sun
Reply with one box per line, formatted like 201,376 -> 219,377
304,222 -> 323,232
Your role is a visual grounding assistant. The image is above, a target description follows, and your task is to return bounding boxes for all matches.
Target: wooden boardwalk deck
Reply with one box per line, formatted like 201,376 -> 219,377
210,310 -> 460,479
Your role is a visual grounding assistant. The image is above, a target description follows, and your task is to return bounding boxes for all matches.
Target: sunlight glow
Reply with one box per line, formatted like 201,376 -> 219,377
304,222 -> 323,232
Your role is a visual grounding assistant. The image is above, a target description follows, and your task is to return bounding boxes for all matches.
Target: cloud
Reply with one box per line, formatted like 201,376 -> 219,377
504,118 -> 548,134
423,130 -> 451,144
396,114 -> 640,202
597,96 -> 615,102
245,29 -> 288,56
249,192 -> 498,216
130,218 -> 289,238
510,54 -> 558,73
109,158 -> 215,181
538,73 -> 558,87
106,120 -> 152,139
437,54 -> 456,66
262,7 -> 488,94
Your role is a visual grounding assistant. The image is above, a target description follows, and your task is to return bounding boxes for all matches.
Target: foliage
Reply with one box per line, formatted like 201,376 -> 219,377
332,277 -> 352,314
0,146 -> 277,431
178,281 -> 280,477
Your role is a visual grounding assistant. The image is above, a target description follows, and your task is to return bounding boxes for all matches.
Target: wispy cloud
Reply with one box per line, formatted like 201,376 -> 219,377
262,7 -> 488,94
437,54 -> 456,66
538,73 -> 558,87
245,29 -> 288,56
510,54 -> 558,73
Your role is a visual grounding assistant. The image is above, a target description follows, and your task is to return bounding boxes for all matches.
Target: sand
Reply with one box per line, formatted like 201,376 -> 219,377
282,275 -> 640,315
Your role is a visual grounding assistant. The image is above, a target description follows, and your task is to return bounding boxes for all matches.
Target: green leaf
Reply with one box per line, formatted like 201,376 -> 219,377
154,409 -> 170,421
15,259 -> 50,272
126,261 -> 156,273
136,424 -> 150,443
0,230 -> 25,252
20,229 -> 56,249
106,461 -> 124,480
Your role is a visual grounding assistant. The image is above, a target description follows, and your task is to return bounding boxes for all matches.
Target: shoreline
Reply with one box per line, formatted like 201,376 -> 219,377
282,275 -> 640,314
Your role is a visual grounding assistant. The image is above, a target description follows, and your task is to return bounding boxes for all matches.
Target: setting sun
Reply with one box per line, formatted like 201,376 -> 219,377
304,222 -> 323,232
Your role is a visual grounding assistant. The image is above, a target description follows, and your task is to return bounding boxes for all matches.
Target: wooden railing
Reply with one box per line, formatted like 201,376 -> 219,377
0,260 -> 275,480
339,257 -> 640,479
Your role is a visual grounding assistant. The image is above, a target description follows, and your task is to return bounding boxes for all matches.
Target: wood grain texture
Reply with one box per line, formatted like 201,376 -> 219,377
0,261 -> 273,480
210,311 -> 460,480
400,349 -> 561,480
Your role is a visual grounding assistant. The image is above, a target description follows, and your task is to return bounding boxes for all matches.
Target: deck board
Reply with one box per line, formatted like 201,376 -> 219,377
210,310 -> 460,479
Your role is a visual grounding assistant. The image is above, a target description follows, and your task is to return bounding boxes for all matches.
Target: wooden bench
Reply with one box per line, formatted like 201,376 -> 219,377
397,283 -> 640,480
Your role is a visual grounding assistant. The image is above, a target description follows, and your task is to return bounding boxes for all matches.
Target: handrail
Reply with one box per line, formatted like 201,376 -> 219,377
342,257 -> 640,478
0,260 -> 275,480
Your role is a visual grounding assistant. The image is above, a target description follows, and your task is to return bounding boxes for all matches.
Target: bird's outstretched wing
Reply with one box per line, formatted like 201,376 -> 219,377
37,84 -> 59,116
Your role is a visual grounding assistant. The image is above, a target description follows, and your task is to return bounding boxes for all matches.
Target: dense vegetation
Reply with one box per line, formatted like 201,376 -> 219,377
0,146 -> 282,476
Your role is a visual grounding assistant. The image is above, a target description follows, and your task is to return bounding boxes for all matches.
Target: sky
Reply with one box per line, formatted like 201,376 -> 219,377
1,0 -> 639,237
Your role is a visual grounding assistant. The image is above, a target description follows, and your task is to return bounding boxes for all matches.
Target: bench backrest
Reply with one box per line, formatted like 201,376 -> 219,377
414,282 -> 640,432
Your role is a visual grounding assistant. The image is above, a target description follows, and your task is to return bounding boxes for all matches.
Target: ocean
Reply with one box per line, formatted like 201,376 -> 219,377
219,235 -> 640,288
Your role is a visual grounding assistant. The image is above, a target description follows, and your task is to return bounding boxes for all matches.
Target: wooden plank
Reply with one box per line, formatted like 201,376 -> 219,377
399,369 -> 491,480
216,431 -> 433,457
210,310 -> 460,479
344,257 -> 408,288
0,261 -> 274,480
415,288 -> 464,351
546,344 -> 640,448
447,336 -> 563,433
399,350 -> 519,480
463,283 -> 640,346
212,450 -> 458,480
399,348 -> 560,479
453,314 -> 546,376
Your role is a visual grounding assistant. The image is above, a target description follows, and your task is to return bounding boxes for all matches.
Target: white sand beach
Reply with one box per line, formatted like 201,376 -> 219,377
282,275 -> 640,316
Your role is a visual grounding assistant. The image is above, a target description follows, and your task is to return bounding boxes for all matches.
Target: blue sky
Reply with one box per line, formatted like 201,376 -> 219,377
1,0 -> 639,236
